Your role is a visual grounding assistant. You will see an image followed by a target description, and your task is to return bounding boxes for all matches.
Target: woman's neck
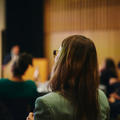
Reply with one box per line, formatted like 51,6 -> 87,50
11,76 -> 24,82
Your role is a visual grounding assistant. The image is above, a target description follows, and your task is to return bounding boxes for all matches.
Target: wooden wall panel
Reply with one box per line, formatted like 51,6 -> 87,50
45,0 -> 120,32
44,0 -> 120,70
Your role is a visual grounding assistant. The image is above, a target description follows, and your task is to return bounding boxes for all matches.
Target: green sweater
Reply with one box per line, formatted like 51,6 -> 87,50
34,89 -> 110,120
0,78 -> 37,98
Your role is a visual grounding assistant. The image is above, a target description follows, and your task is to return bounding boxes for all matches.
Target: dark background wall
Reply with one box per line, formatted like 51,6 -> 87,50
3,0 -> 44,58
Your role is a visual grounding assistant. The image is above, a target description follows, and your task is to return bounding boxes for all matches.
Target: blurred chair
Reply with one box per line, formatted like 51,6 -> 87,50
0,92 -> 49,120
0,97 -> 36,120
0,100 -> 13,120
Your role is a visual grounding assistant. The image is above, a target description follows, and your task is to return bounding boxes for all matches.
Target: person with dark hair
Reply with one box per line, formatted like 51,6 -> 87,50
117,61 -> 120,69
117,61 -> 120,81
107,61 -> 120,119
0,53 -> 38,120
100,58 -> 118,95
0,53 -> 37,98
27,35 -> 109,120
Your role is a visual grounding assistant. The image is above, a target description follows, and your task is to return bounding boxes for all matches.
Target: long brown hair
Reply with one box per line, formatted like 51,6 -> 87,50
49,35 -> 100,120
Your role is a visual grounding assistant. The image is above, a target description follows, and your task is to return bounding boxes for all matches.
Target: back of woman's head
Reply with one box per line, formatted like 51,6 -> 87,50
50,35 -> 99,120
12,53 -> 32,77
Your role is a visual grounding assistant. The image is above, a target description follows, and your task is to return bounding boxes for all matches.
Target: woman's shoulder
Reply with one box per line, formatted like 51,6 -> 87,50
98,89 -> 108,101
23,80 -> 37,93
0,78 -> 10,86
98,89 -> 109,105
35,92 -> 61,112
35,92 -> 73,119
98,89 -> 110,117
25,80 -> 35,83
36,92 -> 61,102
35,92 -> 70,107
25,80 -> 36,86
0,79 -> 9,91
0,78 -> 9,83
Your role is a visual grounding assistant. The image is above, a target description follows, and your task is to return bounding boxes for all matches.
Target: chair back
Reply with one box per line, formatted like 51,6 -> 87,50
0,97 -> 36,120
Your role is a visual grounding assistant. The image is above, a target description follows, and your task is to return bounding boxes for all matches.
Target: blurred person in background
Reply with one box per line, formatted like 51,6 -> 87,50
3,45 -> 20,66
117,61 -> 120,80
108,61 -> 120,86
108,62 -> 120,120
0,53 -> 38,120
0,52 -> 37,98
109,88 -> 120,120
27,35 -> 109,120
117,62 -> 120,70
100,58 -> 118,96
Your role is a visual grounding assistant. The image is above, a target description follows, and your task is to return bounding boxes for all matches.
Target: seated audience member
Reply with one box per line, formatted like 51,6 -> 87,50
109,88 -> 120,120
108,61 -> 120,94
117,61 -> 120,80
100,58 -> 118,96
0,53 -> 38,120
27,35 -> 110,120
